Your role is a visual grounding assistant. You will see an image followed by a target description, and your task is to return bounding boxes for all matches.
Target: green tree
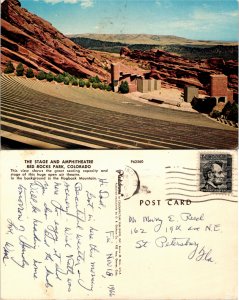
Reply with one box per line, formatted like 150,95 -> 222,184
228,102 -> 238,122
54,74 -> 64,83
69,76 -> 77,84
36,70 -> 46,80
106,84 -> 112,92
89,76 -> 101,83
68,75 -> 74,83
79,80 -> 85,87
46,72 -> 54,82
62,72 -> 70,77
98,83 -> 104,90
101,84 -> 106,90
85,81 -> 91,88
4,61 -> 15,74
72,78 -> 78,86
64,77 -> 70,85
16,63 -> 24,76
26,68 -> 35,78
92,82 -> 99,89
119,81 -> 129,94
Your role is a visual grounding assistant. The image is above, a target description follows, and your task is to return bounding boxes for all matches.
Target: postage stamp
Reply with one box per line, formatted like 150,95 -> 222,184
200,154 -> 232,192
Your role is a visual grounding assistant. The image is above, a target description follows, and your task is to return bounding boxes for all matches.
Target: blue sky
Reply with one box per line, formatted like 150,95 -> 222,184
20,0 -> 238,41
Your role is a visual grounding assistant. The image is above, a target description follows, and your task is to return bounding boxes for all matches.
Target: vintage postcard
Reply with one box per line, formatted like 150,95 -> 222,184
0,0 -> 238,150
0,150 -> 237,299
1,0 -> 238,299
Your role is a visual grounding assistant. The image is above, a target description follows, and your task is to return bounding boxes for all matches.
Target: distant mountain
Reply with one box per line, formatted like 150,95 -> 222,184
1,0 -> 109,80
68,33 -> 237,46
69,34 -> 238,61
70,36 -> 238,61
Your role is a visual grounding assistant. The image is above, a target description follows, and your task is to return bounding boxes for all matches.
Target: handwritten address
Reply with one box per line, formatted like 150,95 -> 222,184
128,212 -> 222,263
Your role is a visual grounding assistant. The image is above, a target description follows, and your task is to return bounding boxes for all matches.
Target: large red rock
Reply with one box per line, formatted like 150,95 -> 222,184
146,66 -> 162,80
120,47 -> 131,57
1,0 -> 110,81
121,47 -> 238,94
207,58 -> 225,68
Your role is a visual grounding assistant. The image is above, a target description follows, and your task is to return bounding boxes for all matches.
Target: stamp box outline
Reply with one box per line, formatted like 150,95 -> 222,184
199,153 -> 232,193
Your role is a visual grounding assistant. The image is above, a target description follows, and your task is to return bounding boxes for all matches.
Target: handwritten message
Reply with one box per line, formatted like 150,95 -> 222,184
2,176 -> 117,297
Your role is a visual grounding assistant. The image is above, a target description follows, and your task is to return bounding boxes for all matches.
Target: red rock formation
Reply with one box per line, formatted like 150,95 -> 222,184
146,66 -> 162,80
1,0 -> 110,80
120,47 -> 132,57
121,47 -> 238,95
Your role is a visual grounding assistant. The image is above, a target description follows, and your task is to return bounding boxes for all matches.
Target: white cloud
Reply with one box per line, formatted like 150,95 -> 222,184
43,0 -> 94,8
155,0 -> 172,9
192,9 -> 238,21
80,0 -> 93,8
153,7 -> 238,38
226,11 -> 238,17
163,19 -> 205,33
168,9 -> 238,31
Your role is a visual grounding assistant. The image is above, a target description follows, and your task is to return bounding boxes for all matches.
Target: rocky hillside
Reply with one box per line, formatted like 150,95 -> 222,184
1,0 -> 110,80
120,47 -> 238,95
1,0 -> 237,95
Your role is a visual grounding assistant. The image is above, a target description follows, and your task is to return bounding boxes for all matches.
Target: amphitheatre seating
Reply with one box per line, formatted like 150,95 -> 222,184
1,74 -> 238,149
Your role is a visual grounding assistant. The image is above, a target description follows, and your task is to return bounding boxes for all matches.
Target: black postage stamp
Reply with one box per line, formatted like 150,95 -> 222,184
200,154 -> 232,192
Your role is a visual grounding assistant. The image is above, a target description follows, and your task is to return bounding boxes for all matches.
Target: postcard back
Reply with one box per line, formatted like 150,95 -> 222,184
0,150 -> 237,299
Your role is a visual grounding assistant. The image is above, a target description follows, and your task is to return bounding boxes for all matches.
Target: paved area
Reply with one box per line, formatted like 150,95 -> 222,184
125,88 -> 197,112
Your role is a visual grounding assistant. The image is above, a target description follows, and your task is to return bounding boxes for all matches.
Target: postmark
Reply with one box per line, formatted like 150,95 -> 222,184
116,166 -> 140,200
200,154 -> 232,192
